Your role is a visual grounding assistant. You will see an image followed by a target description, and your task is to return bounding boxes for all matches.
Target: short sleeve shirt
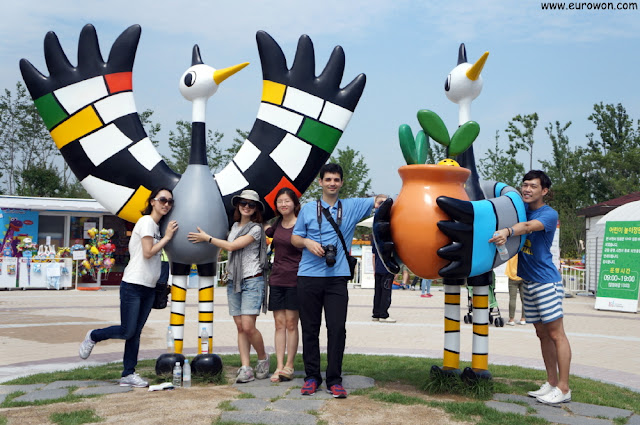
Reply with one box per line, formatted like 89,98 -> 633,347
122,215 -> 161,287
293,197 -> 374,277
227,222 -> 262,280
517,204 -> 562,283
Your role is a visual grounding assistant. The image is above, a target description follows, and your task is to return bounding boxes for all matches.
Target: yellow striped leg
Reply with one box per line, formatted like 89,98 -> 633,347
471,285 -> 489,372
198,276 -> 214,354
169,275 -> 188,354
443,284 -> 461,370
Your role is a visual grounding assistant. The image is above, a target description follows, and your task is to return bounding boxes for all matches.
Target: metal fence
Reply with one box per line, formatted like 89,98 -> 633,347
561,265 -> 587,295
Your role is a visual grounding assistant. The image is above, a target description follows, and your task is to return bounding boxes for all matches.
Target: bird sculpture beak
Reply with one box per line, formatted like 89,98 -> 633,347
466,52 -> 489,81
213,62 -> 249,85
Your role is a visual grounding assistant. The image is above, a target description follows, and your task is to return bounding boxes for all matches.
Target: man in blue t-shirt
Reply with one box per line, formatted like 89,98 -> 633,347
490,170 -> 572,405
371,194 -> 396,322
292,163 -> 374,398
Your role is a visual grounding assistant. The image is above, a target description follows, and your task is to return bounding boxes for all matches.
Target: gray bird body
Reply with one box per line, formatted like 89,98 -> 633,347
161,165 -> 228,265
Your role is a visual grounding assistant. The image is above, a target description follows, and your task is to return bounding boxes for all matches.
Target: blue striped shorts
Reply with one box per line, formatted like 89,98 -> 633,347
522,281 -> 564,324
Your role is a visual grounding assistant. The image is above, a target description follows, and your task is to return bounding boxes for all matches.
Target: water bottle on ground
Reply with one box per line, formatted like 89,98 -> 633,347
166,326 -> 174,353
200,327 -> 209,354
494,232 -> 509,261
182,359 -> 191,388
172,361 -> 182,388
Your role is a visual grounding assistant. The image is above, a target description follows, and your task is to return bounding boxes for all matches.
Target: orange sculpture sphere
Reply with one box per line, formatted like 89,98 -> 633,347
391,164 -> 470,279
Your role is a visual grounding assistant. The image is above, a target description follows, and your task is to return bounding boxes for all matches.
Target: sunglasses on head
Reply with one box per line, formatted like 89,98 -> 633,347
154,197 -> 174,206
238,200 -> 257,209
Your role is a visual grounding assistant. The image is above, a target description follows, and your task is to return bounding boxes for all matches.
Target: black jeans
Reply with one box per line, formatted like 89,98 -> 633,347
372,273 -> 393,319
297,276 -> 349,387
91,281 -> 155,377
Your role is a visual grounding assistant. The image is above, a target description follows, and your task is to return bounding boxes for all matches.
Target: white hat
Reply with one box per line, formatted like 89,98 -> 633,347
231,189 -> 265,212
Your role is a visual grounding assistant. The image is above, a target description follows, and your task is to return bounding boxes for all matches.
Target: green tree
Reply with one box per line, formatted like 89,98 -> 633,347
505,112 -> 539,171
302,146 -> 372,202
478,130 -> 525,188
219,129 -> 248,168
139,109 -> 161,148
582,102 -> 640,202
0,82 -> 67,196
164,120 -> 223,174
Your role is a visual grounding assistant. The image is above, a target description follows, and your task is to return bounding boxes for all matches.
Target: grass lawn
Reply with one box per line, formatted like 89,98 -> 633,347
1,354 -> 638,425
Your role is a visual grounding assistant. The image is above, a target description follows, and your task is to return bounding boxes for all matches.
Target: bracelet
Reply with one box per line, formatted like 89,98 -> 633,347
208,237 -> 212,244
508,227 -> 514,237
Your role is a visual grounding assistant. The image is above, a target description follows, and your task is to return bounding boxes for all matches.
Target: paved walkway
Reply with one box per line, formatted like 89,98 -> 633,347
1,286 -> 639,424
2,376 -> 639,425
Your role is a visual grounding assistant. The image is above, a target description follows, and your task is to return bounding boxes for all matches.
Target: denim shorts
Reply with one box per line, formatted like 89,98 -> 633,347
227,276 -> 265,316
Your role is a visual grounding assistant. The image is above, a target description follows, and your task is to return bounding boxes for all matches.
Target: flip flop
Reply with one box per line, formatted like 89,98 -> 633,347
270,369 -> 283,383
280,367 -> 294,381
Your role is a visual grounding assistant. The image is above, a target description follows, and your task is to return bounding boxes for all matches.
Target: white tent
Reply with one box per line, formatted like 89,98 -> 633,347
357,216 -> 373,228
596,200 -> 640,225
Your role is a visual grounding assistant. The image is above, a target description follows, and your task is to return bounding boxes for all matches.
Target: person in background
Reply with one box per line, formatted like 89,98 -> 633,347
188,189 -> 270,384
490,170 -> 572,405
420,278 -> 433,298
371,194 -> 396,323
506,255 -> 525,326
79,188 -> 178,388
265,188 -> 302,382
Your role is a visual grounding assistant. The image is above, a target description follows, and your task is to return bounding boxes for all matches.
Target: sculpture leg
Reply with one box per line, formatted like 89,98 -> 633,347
462,272 -> 492,382
432,278 -> 464,377
196,263 -> 215,353
169,263 -> 190,354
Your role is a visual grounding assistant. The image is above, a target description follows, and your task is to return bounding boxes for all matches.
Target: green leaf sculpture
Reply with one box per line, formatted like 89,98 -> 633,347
449,121 -> 480,156
417,110 -> 450,147
399,124 -> 430,165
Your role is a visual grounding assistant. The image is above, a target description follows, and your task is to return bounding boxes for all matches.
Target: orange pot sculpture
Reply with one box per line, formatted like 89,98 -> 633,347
391,164 -> 470,279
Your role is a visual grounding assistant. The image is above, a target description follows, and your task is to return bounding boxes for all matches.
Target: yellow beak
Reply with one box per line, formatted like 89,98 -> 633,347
213,62 -> 249,85
466,52 -> 489,81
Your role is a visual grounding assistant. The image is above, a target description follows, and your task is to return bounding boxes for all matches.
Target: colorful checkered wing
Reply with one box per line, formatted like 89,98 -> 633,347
216,31 -> 366,218
19,24 -> 180,223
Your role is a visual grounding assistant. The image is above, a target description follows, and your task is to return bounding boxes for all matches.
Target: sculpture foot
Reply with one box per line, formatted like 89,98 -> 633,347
191,353 -> 224,377
430,365 -> 461,379
461,366 -> 492,384
155,352 -> 185,376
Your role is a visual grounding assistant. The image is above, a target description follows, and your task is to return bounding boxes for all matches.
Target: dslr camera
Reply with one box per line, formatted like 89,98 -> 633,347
322,244 -> 337,266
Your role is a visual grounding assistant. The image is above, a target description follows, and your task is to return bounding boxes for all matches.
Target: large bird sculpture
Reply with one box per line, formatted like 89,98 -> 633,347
374,44 -> 525,382
20,24 -> 366,355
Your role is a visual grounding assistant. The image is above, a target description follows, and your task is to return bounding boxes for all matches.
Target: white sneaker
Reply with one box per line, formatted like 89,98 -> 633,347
119,373 -> 148,387
236,366 -> 255,383
379,317 -> 396,323
79,330 -> 96,359
506,321 -> 515,326
527,382 -> 554,397
537,387 -> 571,404
255,353 -> 270,379
372,317 -> 379,321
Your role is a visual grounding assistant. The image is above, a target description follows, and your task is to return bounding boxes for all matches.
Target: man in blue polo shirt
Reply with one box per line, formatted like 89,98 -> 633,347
490,170 -> 572,405
292,163 -> 374,398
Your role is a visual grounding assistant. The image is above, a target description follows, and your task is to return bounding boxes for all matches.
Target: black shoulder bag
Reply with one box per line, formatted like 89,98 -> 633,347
321,207 -> 358,280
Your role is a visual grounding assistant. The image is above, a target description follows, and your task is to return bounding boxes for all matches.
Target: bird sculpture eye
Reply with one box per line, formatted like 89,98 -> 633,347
184,71 -> 196,87
444,74 -> 451,91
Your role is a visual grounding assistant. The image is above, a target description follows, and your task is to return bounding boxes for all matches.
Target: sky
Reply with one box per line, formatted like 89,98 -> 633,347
2,0 -> 640,197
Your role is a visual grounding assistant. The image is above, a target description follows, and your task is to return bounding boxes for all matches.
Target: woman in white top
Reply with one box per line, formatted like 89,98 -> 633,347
188,189 -> 269,384
78,188 -> 178,388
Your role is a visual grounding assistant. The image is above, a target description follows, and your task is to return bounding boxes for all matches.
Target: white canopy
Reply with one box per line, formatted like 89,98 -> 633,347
357,216 -> 374,228
596,200 -> 640,225
0,195 -> 108,213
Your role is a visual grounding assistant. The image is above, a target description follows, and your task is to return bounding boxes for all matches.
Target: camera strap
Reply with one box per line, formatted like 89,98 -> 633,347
321,205 -> 350,263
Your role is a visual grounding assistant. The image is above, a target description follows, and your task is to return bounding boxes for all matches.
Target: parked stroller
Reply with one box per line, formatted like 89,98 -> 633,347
463,272 -> 504,327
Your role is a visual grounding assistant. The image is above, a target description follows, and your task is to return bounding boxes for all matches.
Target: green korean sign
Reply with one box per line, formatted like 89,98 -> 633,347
595,221 -> 640,313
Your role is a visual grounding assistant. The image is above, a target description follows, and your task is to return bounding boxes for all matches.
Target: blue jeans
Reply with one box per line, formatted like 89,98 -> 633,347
421,279 -> 432,295
227,276 -> 265,316
91,281 -> 155,377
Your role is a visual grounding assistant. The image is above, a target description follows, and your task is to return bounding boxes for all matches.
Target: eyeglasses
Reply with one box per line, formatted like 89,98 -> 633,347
154,197 -> 174,206
238,200 -> 257,209
276,199 -> 293,205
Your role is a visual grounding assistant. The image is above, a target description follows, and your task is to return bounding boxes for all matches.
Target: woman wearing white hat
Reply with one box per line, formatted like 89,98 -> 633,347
188,189 -> 270,383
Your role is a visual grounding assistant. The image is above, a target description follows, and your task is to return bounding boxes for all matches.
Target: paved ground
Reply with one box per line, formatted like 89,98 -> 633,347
1,286 -> 639,424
